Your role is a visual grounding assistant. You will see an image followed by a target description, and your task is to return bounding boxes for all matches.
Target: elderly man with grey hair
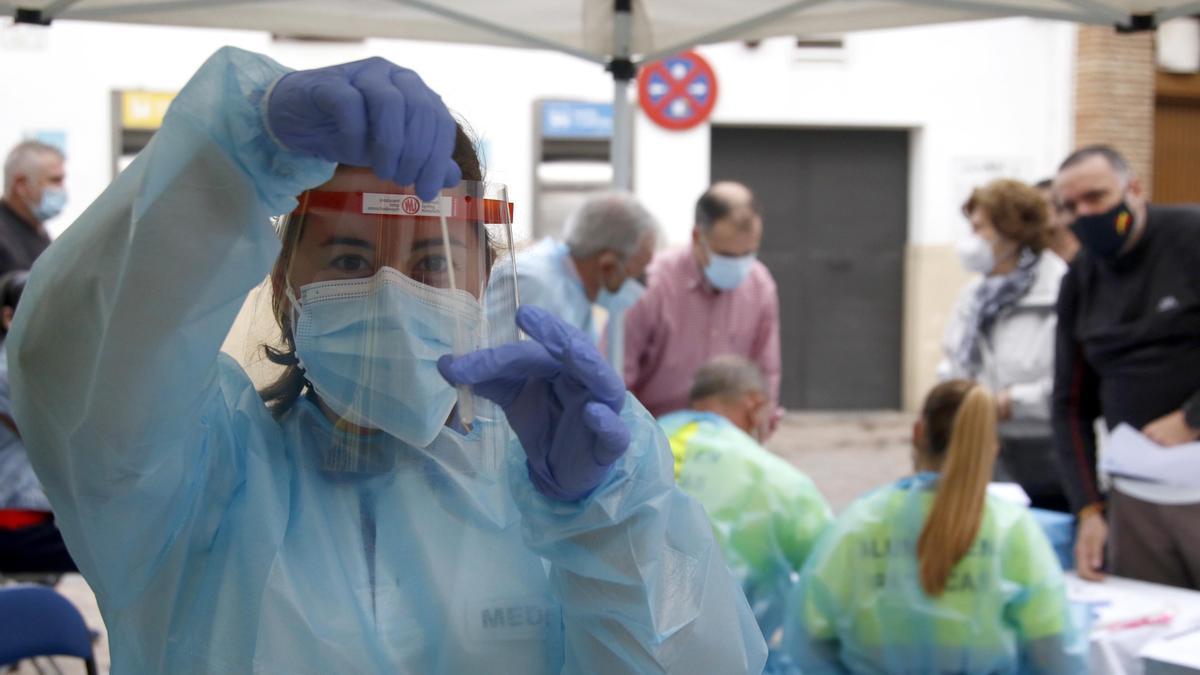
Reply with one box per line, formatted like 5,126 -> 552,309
1,141 -> 65,277
498,191 -> 657,367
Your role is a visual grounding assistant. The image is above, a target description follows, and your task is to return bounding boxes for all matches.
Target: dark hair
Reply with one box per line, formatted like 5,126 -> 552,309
0,270 -> 29,313
922,379 -> 974,458
0,269 -> 29,337
1034,178 -> 1053,190
1058,144 -> 1131,178
962,179 -> 1051,253
257,123 -> 485,416
695,183 -> 759,233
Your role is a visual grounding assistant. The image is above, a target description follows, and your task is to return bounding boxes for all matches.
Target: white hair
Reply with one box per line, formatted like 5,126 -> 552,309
4,141 -> 63,195
688,355 -> 766,405
563,192 -> 658,260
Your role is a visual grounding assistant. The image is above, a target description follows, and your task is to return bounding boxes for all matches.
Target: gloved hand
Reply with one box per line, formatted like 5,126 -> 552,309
267,57 -> 462,200
438,305 -> 631,502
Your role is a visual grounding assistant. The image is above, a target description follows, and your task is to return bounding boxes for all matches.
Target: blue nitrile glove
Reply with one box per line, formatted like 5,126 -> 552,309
437,305 -> 632,502
266,57 -> 462,200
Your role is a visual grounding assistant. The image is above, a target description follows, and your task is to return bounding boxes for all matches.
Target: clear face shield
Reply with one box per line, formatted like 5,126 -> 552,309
280,168 -> 519,474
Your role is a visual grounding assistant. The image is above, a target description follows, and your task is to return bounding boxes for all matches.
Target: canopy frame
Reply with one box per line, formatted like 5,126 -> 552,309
6,0 -> 1164,188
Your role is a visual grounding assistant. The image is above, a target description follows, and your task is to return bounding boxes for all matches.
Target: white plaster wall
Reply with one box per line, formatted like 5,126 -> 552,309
3,18 -> 1073,245
636,17 -> 1077,246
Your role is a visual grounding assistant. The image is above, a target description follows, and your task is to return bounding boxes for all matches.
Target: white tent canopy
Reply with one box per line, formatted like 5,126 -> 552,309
5,0 -> 1193,186
4,0 -> 1195,56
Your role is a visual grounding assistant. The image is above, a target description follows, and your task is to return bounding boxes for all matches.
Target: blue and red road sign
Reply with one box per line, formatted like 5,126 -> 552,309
637,50 -> 719,131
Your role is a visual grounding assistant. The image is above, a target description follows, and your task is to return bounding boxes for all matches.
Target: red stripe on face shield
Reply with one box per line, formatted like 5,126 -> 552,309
292,191 -> 514,224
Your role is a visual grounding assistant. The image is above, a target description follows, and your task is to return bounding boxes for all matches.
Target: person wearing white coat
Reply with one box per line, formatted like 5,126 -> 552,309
939,178 -> 1069,511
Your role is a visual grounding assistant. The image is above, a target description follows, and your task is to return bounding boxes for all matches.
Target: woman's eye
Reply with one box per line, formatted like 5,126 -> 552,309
409,254 -> 456,286
415,255 -> 449,273
331,254 -> 371,273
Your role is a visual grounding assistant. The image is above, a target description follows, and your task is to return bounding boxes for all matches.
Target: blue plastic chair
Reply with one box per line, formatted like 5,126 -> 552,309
0,585 -> 97,674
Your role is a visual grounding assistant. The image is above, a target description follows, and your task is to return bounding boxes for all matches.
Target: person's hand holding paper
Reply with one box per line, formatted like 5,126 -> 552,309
1102,423 -> 1200,486
1144,410 -> 1200,447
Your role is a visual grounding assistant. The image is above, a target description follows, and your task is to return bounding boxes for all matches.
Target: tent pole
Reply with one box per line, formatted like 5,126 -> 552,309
612,75 -> 633,191
610,0 -> 635,191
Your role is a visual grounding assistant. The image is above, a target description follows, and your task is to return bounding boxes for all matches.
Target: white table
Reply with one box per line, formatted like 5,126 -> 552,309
1067,573 -> 1200,675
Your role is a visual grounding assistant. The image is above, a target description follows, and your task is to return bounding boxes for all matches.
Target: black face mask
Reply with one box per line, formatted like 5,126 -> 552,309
1069,200 -> 1136,260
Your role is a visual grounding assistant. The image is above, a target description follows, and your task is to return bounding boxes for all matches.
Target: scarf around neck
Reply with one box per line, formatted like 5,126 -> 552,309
954,248 -> 1039,377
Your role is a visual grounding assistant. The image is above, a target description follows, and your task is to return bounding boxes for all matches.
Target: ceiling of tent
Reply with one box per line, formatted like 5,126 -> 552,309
4,0 -> 1197,64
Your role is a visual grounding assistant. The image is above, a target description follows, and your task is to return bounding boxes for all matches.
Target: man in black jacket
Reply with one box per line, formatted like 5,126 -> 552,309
1053,145 -> 1200,589
0,141 -> 63,277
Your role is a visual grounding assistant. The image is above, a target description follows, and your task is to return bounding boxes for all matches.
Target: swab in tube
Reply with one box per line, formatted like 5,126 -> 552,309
438,206 -> 474,431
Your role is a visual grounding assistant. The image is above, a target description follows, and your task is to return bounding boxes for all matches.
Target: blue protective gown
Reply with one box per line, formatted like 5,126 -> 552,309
0,344 -> 50,511
784,473 -> 1088,675
7,47 -> 766,674
498,238 -> 596,339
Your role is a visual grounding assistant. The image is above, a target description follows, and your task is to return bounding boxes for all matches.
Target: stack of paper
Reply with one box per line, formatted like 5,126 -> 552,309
1099,424 -> 1200,487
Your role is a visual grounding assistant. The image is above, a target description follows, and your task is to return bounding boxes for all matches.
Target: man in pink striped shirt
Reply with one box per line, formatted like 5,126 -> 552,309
621,182 -> 782,436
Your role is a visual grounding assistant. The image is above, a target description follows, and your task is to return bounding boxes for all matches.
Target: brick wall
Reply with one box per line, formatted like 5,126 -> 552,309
1074,27 -> 1155,188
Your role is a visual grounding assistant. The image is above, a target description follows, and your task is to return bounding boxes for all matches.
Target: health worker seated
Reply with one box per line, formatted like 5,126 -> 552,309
660,355 -> 832,674
489,192 -> 656,369
0,270 -> 76,574
6,47 -> 766,674
785,380 -> 1087,674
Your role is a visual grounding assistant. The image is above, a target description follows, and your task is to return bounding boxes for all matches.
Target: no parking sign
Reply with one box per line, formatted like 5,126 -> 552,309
637,50 -> 718,131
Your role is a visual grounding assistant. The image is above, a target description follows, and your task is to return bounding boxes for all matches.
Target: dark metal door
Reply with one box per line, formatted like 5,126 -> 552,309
711,126 -> 908,409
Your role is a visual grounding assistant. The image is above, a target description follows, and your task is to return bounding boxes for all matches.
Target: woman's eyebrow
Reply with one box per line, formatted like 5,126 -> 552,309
319,236 -> 374,249
410,237 -> 467,251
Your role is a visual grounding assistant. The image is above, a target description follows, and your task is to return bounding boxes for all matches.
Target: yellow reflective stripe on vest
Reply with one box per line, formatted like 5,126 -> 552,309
667,421 -> 702,481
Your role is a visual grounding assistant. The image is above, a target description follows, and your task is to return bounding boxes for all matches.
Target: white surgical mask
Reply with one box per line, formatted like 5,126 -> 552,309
956,233 -> 996,275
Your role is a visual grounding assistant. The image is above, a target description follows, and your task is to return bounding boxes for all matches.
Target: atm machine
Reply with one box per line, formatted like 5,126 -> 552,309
111,90 -> 175,177
531,99 -> 619,240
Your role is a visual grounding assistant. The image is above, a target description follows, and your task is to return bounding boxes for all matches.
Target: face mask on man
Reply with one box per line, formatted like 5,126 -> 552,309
701,236 -> 756,291
598,274 -> 645,369
1070,200 -> 1135,260
32,187 -> 67,222
597,276 -> 645,315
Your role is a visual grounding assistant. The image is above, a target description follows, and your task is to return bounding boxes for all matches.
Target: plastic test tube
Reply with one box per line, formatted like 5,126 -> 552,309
438,207 -> 474,431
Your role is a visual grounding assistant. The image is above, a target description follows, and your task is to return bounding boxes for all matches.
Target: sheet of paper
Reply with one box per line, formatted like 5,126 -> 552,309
1141,625 -> 1200,669
1099,424 -> 1200,488
986,482 -> 1030,506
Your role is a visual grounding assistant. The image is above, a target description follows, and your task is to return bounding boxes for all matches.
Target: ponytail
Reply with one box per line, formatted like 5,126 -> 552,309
917,383 -> 998,596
